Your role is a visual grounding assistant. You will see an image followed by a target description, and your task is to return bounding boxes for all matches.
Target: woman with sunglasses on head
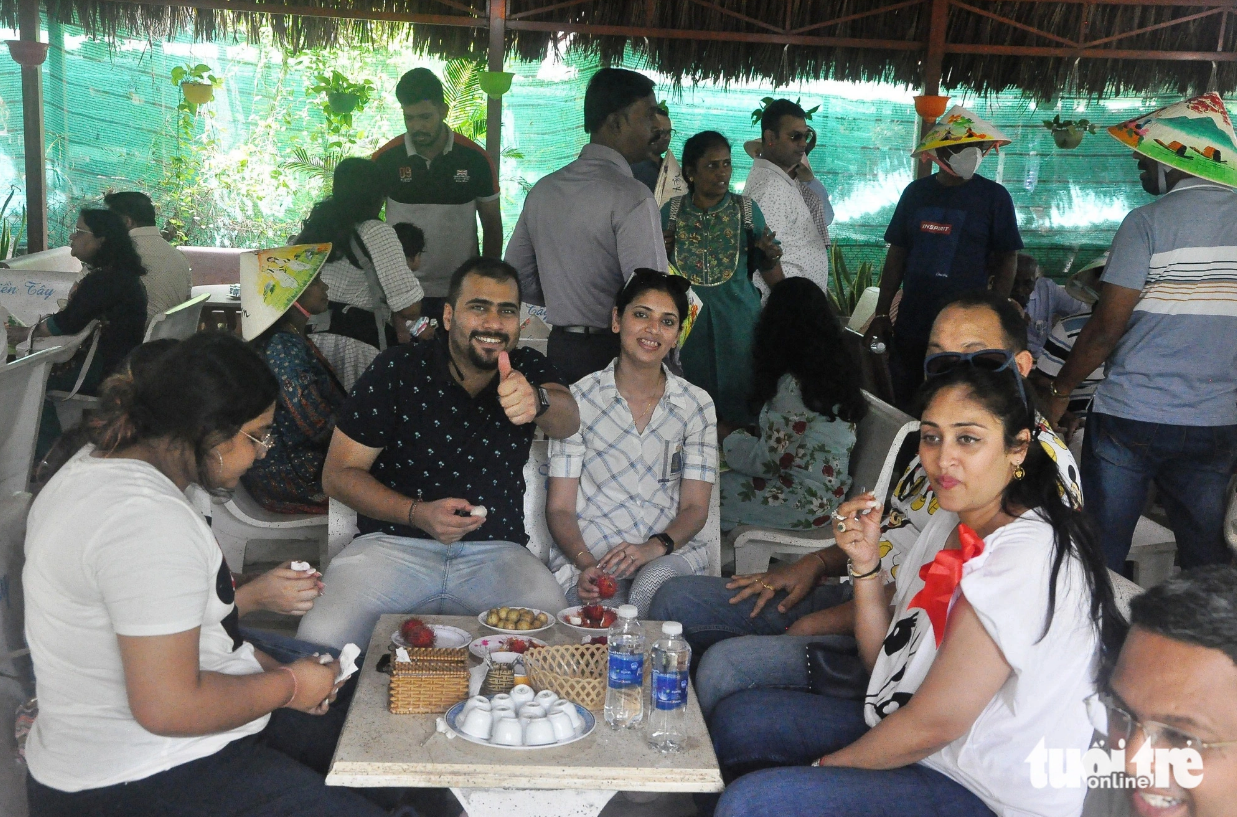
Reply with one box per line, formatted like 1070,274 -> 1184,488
662,131 -> 784,431
23,332 -> 388,817
545,269 -> 718,615
708,350 -> 1123,817
239,247 -> 347,515
720,277 -> 866,532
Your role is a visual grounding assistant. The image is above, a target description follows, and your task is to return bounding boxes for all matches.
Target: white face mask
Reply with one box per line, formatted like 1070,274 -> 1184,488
945,145 -> 984,180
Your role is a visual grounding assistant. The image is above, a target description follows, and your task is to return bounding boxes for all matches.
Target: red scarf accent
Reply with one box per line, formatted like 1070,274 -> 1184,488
907,524 -> 986,648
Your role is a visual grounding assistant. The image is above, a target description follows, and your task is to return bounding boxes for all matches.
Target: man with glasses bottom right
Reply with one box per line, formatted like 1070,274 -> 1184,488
1100,566 -> 1237,816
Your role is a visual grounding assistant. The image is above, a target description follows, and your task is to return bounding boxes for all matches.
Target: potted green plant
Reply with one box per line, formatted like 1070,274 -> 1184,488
173,63 -> 221,106
750,96 -> 820,126
309,70 -> 374,119
479,71 -> 514,98
1043,114 -> 1097,150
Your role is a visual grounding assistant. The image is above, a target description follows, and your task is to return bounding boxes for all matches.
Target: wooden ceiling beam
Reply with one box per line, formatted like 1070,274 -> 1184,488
947,41 -> 1237,56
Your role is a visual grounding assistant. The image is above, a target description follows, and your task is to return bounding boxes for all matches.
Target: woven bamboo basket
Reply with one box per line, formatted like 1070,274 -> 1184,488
388,647 -> 469,715
523,644 -> 607,711
481,663 -> 515,696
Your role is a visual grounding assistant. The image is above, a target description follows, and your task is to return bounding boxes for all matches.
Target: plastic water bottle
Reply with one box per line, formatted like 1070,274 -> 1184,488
647,621 -> 691,752
604,604 -> 646,729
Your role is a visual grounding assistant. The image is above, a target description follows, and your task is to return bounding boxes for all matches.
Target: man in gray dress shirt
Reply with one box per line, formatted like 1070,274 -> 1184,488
505,68 -> 669,385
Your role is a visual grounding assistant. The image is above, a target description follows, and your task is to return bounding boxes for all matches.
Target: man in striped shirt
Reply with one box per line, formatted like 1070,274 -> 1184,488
1045,94 -> 1237,573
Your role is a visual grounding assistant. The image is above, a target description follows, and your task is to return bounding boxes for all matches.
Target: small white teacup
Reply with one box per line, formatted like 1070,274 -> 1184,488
547,709 -> 576,741
534,690 -> 559,708
524,717 -> 557,746
510,684 -> 535,710
490,701 -> 516,718
460,707 -> 493,740
552,700 -> 583,731
490,715 -> 523,746
517,703 -> 547,725
460,696 -> 491,720
490,693 -> 513,708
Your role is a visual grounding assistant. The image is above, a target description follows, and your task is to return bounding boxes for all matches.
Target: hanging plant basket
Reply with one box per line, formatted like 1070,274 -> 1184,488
914,95 -> 949,119
326,91 -> 360,115
6,39 -> 50,67
1043,115 -> 1096,150
479,71 -> 514,98
181,81 -> 215,105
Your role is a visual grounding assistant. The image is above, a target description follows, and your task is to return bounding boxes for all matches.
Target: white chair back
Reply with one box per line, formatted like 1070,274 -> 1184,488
848,391 -> 919,507
0,349 -> 58,496
145,292 -> 209,342
0,491 -> 33,681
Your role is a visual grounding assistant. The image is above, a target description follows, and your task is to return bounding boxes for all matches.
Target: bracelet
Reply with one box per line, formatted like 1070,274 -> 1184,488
872,313 -> 889,320
276,666 -> 298,707
1049,381 -> 1071,399
406,494 -> 421,529
813,551 -> 829,570
847,560 -> 882,581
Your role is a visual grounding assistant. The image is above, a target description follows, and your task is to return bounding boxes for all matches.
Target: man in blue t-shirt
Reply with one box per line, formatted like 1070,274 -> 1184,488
866,107 -> 1023,408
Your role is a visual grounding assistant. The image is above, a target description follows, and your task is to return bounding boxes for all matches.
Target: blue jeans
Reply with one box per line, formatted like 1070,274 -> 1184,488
1081,412 -> 1237,571
240,628 -> 343,664
710,690 -> 993,817
296,533 -> 569,649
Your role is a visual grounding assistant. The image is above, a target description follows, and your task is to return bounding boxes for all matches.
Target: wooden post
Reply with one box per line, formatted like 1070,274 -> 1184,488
916,0 -> 949,179
485,0 -> 506,166
18,0 -> 48,253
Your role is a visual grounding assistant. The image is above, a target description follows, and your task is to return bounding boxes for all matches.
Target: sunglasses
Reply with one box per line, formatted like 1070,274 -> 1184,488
923,348 -> 1029,408
623,268 -> 691,296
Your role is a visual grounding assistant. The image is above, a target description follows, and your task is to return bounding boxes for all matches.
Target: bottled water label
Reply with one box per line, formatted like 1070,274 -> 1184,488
608,653 -> 644,689
652,670 -> 688,710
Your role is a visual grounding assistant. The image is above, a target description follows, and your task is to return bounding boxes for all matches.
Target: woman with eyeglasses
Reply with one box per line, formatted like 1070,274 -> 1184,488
708,357 -> 1125,817
23,331 -> 387,817
720,277 -> 865,532
545,269 -> 718,616
239,248 -> 346,515
662,130 -> 784,430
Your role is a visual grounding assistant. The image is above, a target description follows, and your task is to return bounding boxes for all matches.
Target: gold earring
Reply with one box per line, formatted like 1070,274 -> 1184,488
1013,464 -> 1025,480
215,450 -> 224,470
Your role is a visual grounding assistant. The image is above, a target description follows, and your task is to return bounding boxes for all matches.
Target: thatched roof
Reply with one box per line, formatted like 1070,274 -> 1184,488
5,0 -> 1235,98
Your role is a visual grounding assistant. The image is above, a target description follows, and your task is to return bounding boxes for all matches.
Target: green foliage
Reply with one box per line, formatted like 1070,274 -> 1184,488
0,186 -> 26,260
1042,114 -> 1097,134
280,146 -> 346,187
308,69 -> 375,134
828,244 -> 877,315
170,62 -> 221,87
750,96 -> 820,125
442,59 -> 488,142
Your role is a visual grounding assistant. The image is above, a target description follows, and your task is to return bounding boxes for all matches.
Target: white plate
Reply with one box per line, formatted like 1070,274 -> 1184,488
555,605 -> 618,634
391,623 -> 472,650
468,635 -> 548,659
476,608 -> 555,635
444,698 -> 595,750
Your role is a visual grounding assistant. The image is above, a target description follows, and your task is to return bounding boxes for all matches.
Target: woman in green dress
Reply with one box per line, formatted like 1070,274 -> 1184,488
662,131 -> 784,432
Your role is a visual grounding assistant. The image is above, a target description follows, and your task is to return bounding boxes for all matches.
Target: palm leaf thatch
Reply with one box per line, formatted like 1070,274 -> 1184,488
4,0 -> 1235,98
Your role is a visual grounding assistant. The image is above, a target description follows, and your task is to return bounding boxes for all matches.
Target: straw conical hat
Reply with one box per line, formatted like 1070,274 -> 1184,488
912,106 -> 1012,156
1065,254 -> 1107,305
1107,93 -> 1237,188
240,243 -> 332,340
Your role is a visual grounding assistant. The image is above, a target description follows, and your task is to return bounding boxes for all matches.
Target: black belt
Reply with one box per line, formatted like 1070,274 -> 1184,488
551,325 -> 615,336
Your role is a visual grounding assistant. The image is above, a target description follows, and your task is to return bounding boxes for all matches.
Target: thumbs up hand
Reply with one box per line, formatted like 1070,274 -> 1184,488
496,351 -> 538,425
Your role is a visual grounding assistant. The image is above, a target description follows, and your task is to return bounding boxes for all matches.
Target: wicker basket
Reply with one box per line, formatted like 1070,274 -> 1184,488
523,644 -> 607,711
388,647 -> 469,715
481,663 -> 515,696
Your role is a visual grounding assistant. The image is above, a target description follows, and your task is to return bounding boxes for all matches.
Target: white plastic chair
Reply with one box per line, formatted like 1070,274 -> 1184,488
210,482 -> 328,573
731,391 -> 919,575
0,350 -> 58,496
1126,515 -> 1177,588
36,319 -> 102,432
144,292 -> 209,342
0,491 -> 33,681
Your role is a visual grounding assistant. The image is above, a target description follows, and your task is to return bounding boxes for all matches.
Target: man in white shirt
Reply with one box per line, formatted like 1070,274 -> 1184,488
742,100 -> 832,296
104,191 -> 192,323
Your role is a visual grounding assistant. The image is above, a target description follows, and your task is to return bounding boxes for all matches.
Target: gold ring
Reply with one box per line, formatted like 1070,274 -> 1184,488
759,580 -> 775,592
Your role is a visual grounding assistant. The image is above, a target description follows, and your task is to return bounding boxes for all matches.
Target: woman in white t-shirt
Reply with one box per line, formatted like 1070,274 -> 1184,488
710,358 -> 1126,817
23,332 -> 386,817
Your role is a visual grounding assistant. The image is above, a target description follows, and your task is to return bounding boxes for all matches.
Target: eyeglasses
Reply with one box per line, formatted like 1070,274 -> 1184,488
622,268 -> 692,296
923,348 -> 1029,408
651,128 -> 676,140
1088,692 -> 1237,753
240,429 -> 275,454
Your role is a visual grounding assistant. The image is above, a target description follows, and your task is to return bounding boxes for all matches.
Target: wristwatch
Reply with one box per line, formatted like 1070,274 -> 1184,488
651,532 -> 675,553
847,560 -> 882,581
535,386 -> 551,418
1049,380 -> 1071,399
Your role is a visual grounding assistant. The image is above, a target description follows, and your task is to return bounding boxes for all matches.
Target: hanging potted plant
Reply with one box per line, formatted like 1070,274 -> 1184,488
913,94 -> 949,119
479,70 -> 514,98
1043,114 -> 1097,150
173,63 -> 221,107
309,70 -> 374,120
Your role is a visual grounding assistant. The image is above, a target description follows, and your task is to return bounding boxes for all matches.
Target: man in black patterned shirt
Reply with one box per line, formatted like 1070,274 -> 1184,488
297,259 -> 579,649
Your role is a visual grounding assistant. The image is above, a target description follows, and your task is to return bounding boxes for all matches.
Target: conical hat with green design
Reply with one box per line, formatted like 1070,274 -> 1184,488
240,243 -> 332,340
912,106 -> 1011,156
1107,93 -> 1237,188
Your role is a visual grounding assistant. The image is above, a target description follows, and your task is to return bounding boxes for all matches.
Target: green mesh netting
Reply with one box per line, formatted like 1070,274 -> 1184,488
0,20 -> 1205,280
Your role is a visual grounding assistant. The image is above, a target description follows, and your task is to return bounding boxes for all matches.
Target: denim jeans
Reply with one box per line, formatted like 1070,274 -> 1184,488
296,533 -> 569,649
709,689 -> 993,817
27,703 -> 387,817
1081,412 -> 1237,571
240,628 -> 342,664
648,575 -> 854,656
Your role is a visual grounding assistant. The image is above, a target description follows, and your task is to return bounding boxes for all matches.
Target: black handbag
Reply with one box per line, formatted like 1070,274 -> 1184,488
805,639 -> 868,700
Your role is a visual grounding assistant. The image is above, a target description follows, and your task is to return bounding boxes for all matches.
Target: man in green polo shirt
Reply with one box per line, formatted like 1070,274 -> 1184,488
374,67 -> 502,325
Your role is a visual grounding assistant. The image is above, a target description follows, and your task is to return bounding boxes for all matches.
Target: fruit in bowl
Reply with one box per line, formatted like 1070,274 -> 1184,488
399,617 -> 435,648
565,605 -> 618,629
485,606 -> 549,631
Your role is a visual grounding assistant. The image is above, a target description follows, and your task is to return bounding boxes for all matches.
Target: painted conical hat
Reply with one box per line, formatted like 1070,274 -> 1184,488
1065,253 -> 1107,305
240,243 -> 332,341
654,149 -> 690,208
1107,93 -> 1237,188
912,106 -> 1012,156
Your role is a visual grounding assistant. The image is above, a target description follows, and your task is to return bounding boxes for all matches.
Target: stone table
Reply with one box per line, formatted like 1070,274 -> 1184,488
326,614 -> 724,817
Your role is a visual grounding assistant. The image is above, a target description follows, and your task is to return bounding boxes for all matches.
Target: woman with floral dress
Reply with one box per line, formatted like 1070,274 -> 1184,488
661,131 -> 784,430
721,278 -> 866,530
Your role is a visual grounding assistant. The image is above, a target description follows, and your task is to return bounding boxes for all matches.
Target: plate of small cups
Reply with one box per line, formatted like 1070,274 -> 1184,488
445,685 -> 595,749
